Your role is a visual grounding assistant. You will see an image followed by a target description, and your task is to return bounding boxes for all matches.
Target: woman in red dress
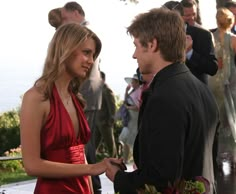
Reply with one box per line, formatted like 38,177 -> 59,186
20,23 -> 122,194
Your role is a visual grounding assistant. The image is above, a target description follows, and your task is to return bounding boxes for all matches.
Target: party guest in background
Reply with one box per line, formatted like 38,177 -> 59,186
48,8 -> 62,29
119,74 -> 141,164
163,1 -> 218,85
225,1 -> 236,65
20,23 -> 122,194
209,7 -> 236,170
181,0 -> 202,27
94,71 -> 117,158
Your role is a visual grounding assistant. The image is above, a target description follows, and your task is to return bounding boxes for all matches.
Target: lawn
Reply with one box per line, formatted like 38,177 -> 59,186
0,151 -> 108,187
0,169 -> 35,186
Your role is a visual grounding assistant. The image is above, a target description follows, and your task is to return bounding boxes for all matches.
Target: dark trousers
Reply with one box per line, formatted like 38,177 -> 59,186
85,110 -> 101,193
94,122 -> 117,157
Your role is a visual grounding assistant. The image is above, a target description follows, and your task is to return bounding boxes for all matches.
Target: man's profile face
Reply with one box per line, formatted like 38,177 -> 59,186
61,8 -> 84,24
132,38 -> 155,75
182,5 -> 197,26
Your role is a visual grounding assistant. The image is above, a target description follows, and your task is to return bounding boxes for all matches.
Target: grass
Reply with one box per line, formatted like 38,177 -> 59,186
0,146 -> 114,187
0,151 -> 107,187
0,169 -> 35,186
0,150 -> 107,187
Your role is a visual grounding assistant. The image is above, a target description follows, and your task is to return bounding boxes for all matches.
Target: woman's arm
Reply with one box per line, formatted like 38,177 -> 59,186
20,87 -> 107,178
85,155 -> 94,194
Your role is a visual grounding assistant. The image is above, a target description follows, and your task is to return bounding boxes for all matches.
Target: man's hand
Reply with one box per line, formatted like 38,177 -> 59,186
186,34 -> 193,53
105,158 -> 126,182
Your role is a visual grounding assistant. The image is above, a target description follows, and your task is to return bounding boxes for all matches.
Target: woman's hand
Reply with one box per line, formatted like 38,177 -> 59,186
90,159 -> 107,176
90,158 -> 126,178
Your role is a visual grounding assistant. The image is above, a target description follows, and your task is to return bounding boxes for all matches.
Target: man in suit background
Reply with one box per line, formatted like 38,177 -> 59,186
94,71 -> 117,158
185,23 -> 218,84
180,0 -> 202,27
163,1 -> 218,84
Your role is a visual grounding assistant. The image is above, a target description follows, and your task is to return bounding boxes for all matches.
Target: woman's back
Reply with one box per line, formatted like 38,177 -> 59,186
213,30 -> 235,82
209,7 -> 236,168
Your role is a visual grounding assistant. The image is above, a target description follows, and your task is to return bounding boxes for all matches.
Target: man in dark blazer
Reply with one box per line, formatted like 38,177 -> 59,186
105,7 -> 219,194
164,1 -> 218,84
180,0 -> 202,27
185,23 -> 218,84
94,71 -> 117,158
176,0 -> 218,84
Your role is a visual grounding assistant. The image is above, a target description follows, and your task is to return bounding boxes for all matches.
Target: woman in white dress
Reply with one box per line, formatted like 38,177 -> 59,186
209,7 -> 236,167
119,74 -> 142,164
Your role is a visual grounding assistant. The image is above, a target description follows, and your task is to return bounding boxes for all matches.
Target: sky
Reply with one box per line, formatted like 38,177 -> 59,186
0,0 -> 217,113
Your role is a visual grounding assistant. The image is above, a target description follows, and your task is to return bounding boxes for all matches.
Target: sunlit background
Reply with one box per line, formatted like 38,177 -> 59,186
0,0 -> 217,113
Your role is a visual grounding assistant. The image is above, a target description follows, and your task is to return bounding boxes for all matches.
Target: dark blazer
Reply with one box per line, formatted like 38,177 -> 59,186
96,82 -> 116,125
186,24 -> 218,84
114,63 -> 219,194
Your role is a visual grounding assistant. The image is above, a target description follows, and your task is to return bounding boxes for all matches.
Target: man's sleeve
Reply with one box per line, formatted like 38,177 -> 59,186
113,95 -> 187,193
186,30 -> 218,76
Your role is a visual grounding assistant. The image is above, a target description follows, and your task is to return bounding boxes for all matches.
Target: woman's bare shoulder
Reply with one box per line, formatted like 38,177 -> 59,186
23,86 -> 44,102
21,86 -> 50,123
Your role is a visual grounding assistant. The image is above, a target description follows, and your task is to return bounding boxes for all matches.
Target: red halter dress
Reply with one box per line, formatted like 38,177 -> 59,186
34,85 -> 91,194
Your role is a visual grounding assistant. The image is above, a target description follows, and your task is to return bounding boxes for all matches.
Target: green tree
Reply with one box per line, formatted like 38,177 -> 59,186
0,110 -> 20,155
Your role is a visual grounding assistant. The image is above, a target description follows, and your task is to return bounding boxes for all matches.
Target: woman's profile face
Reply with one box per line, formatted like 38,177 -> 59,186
65,38 -> 96,78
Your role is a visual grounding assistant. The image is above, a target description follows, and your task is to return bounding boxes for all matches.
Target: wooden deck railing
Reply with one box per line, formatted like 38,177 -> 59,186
0,156 -> 22,161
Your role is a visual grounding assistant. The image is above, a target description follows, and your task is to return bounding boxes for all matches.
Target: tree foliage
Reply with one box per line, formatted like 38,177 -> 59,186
0,110 -> 20,155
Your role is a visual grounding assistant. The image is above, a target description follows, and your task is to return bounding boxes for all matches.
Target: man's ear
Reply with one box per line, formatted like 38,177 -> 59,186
148,38 -> 158,52
74,10 -> 80,16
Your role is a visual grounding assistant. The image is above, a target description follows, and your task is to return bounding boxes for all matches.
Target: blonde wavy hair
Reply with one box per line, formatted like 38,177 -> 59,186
34,22 -> 102,105
216,7 -> 235,31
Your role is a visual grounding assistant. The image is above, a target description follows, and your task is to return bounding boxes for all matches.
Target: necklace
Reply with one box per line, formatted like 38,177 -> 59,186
65,95 -> 71,105
55,84 -> 71,106
58,91 -> 71,106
